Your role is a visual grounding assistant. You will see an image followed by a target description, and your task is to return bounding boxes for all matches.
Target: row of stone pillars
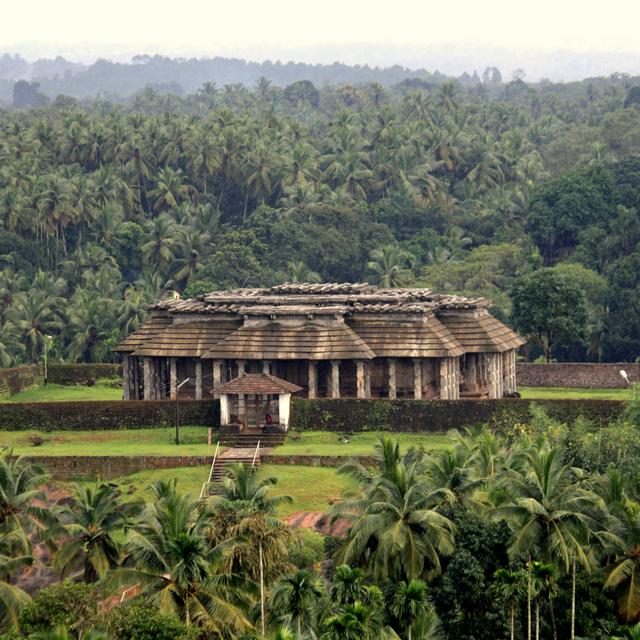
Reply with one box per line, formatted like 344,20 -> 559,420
123,351 -> 518,401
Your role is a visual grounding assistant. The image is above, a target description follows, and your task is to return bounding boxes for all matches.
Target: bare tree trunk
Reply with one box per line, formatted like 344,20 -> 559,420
259,542 -> 265,638
549,592 -> 558,640
528,558 -> 532,640
571,560 -> 576,640
243,189 -> 249,225
511,605 -> 515,640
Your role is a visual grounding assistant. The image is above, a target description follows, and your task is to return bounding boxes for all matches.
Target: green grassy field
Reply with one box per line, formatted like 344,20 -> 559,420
105,464 -> 356,516
2,383 -> 630,405
0,383 -> 121,403
518,386 -> 631,400
0,426 -> 216,456
1,428 -> 452,458
277,430 -> 453,456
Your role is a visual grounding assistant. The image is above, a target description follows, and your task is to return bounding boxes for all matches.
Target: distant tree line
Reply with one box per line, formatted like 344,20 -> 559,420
2,72 -> 640,365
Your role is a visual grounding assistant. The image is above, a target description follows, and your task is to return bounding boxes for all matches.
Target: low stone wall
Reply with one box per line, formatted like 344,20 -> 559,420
289,398 -> 625,432
23,455 -> 210,480
0,365 -> 42,398
0,400 -> 217,431
516,363 -> 640,388
47,363 -> 122,385
262,454 -> 374,467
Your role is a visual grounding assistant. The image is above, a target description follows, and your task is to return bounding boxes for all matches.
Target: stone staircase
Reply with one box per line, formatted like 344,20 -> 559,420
200,446 -> 261,498
218,426 -> 286,448
0,378 -> 10,400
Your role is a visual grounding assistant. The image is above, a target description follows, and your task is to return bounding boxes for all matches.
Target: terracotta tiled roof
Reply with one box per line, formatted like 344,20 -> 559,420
212,373 -> 302,395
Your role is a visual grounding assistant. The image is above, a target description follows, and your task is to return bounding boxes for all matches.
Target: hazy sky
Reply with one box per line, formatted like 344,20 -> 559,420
3,0 -> 640,66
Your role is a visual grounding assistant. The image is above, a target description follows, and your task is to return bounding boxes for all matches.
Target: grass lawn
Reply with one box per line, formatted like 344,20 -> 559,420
106,464 -> 356,516
519,386 -> 631,400
278,430 -> 453,457
1,426 -> 216,456
0,383 -> 122,403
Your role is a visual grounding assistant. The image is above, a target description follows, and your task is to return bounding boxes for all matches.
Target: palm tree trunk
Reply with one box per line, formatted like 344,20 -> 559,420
243,189 -> 249,226
203,168 -> 207,195
535,599 -> 539,640
528,558 -> 532,640
510,606 -> 515,640
571,560 -> 576,640
549,592 -> 558,640
259,541 -> 265,638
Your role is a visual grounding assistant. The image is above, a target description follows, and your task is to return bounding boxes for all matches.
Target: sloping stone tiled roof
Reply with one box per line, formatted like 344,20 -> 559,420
201,321 -> 375,361
118,283 -> 523,357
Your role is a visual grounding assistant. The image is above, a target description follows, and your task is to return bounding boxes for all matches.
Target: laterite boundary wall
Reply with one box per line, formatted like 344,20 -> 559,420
0,400 -> 217,430
0,365 -> 42,398
516,363 -> 640,388
21,455 -> 211,480
47,363 -> 122,385
289,398 -> 625,432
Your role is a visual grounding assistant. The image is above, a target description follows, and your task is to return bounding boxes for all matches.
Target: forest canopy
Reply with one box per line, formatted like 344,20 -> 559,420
2,70 -> 640,365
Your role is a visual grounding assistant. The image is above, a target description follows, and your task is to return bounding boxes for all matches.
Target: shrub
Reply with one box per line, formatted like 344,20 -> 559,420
19,582 -> 100,637
104,601 -> 199,640
287,529 -> 325,569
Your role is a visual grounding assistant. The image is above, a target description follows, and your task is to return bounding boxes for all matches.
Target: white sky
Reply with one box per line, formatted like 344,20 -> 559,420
2,0 -> 640,65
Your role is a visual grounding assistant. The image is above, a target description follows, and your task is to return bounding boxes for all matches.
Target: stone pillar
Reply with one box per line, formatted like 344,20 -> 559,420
122,354 -> 131,400
356,361 -> 366,399
220,394 -> 230,425
129,357 -> 139,400
278,393 -> 291,429
262,360 -> 271,375
212,360 -> 223,397
465,354 -> 479,394
237,360 -> 246,416
440,357 -> 460,400
488,353 -> 502,399
452,357 -> 461,400
413,358 -> 423,400
330,360 -> 340,399
388,359 -> 397,399
308,361 -> 317,399
195,360 -> 203,400
170,358 -> 177,400
364,362 -> 371,399
143,357 -> 152,400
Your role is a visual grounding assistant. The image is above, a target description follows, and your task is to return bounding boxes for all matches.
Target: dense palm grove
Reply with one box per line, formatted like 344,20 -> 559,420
2,402 -> 640,638
2,74 -> 640,366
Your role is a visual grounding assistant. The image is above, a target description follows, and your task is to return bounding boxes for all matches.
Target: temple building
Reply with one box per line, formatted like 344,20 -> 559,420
114,283 -> 525,402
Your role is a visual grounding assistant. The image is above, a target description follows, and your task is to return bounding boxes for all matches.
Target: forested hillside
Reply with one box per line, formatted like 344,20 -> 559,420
1,75 -> 640,366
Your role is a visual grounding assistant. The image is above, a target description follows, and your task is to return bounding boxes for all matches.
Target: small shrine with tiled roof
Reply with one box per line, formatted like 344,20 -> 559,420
212,373 -> 302,429
115,283 -> 525,402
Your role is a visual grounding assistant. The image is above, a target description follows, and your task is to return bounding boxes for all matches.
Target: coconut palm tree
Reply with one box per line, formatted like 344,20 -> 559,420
389,579 -> 432,640
6,291 -> 64,363
52,482 -> 138,583
367,245 -> 415,288
111,480 -> 252,636
493,568 -> 527,640
215,463 -> 293,516
269,569 -> 325,637
331,565 -> 370,607
493,444 -> 605,640
340,458 -> 455,582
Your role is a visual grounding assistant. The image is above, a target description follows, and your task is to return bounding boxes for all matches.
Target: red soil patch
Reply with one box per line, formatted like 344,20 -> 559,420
284,511 -> 351,537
